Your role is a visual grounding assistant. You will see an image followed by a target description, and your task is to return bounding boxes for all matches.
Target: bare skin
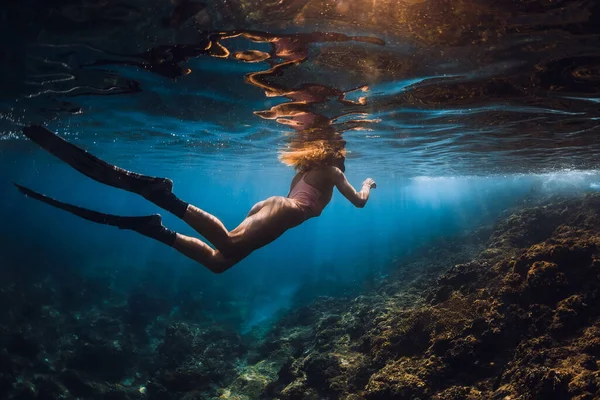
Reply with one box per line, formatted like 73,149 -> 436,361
172,164 -> 376,274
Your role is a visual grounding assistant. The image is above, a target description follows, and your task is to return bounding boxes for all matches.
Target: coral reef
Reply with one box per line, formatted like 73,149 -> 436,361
221,193 -> 600,399
0,264 -> 247,400
2,193 -> 600,399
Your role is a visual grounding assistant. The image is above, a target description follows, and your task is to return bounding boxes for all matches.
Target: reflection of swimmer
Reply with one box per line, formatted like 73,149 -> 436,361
81,30 -> 383,82
220,30 -> 384,63
237,53 -> 371,133
221,30 -> 382,96
16,126 -> 376,274
243,58 -> 369,103
220,33 -> 376,135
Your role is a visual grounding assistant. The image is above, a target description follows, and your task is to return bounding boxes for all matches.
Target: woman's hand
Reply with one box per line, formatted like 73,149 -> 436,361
362,178 -> 377,189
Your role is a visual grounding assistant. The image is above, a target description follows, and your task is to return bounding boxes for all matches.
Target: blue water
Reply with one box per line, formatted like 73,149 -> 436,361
3,139 -> 600,330
1,0 -> 600,332
3,3 -> 600,399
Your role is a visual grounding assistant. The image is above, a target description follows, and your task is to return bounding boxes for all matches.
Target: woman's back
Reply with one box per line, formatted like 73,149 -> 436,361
288,168 -> 335,218
290,167 -> 335,193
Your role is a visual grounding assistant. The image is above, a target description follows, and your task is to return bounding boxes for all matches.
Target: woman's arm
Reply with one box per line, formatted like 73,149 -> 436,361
330,167 -> 376,208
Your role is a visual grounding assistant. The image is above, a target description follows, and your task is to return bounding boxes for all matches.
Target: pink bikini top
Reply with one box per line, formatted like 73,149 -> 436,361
288,172 -> 328,218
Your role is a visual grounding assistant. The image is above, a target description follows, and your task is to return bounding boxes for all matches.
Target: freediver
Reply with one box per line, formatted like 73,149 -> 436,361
15,126 -> 376,274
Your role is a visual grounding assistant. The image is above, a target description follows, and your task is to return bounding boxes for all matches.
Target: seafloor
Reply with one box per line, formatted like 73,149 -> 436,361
2,193 -> 600,400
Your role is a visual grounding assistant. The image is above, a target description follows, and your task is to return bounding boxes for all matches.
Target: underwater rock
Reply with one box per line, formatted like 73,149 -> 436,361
2,193 -> 600,399
152,322 -> 247,397
302,352 -> 341,390
431,386 -> 484,400
59,369 -> 96,398
66,337 -> 134,381
279,380 -> 319,400
221,356 -> 289,400
157,323 -> 196,370
579,323 -> 600,357
426,261 -> 487,303
32,375 -> 69,399
550,295 -> 589,336
364,357 -> 442,399
220,194 -> 600,399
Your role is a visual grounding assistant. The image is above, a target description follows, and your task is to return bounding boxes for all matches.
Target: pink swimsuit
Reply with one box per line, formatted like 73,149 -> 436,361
288,172 -> 328,219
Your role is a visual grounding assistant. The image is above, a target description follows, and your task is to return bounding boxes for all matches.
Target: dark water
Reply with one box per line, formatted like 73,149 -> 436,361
1,0 -> 600,398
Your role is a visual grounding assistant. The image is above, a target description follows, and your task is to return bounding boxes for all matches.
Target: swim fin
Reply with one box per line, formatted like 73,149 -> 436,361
21,126 -> 190,219
21,125 -> 173,195
14,183 -> 150,227
14,183 -> 177,245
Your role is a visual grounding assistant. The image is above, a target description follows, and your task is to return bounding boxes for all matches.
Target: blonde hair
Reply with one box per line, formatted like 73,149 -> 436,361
279,140 -> 346,172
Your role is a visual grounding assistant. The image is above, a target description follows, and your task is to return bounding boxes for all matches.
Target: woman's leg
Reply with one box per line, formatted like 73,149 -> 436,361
179,198 -> 271,256
179,196 -> 305,261
14,183 -> 239,273
180,205 -> 231,254
157,197 -> 304,273
16,184 -> 303,274
172,234 -> 239,274
224,196 -> 306,252
21,125 -> 275,252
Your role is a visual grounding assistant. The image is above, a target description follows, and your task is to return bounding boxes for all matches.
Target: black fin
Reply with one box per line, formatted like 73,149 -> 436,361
22,125 -> 172,194
14,183 -> 155,228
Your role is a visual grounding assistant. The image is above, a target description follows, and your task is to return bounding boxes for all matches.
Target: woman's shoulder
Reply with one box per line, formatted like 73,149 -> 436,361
322,166 -> 344,175
310,166 -> 338,174
311,166 -> 343,183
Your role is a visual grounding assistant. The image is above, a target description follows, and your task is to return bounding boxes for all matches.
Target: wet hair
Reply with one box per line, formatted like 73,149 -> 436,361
279,140 -> 346,173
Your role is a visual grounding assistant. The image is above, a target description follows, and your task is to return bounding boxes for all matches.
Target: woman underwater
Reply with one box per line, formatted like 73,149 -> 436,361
15,126 -> 376,273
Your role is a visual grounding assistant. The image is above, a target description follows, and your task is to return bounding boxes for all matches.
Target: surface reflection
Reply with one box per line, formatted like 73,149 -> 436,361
214,30 -> 383,165
2,0 -> 600,175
